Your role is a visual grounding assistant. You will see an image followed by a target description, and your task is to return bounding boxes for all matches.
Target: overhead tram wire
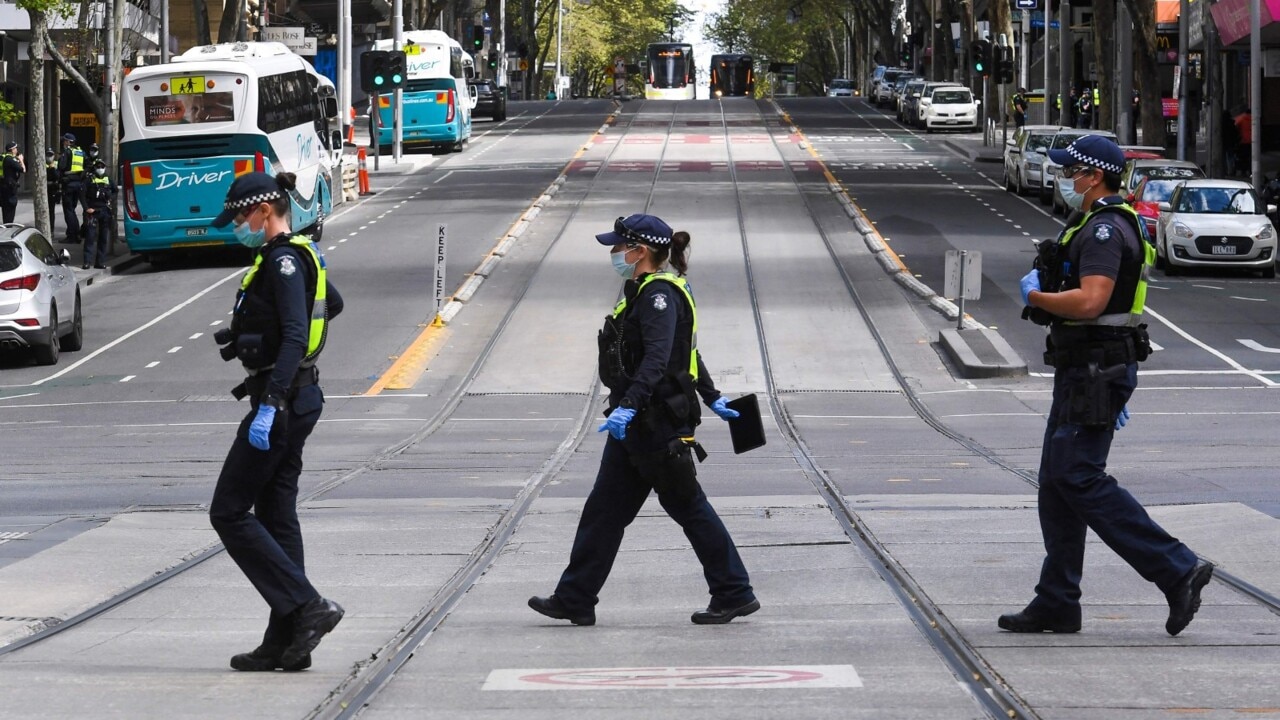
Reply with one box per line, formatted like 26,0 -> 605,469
0,102 -> 685,665
723,99 -> 1039,720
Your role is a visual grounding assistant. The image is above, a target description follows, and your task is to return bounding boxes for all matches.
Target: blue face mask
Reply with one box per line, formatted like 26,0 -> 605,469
611,248 -> 637,278
233,219 -> 267,248
1059,176 -> 1086,211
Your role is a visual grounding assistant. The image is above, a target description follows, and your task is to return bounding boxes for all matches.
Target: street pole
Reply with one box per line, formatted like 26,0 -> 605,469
339,0 -> 351,143
1251,0 -> 1261,187
554,0 -> 562,99
1020,9 -> 1028,90
161,0 -> 170,62
393,0 -> 403,162
1117,1 -> 1133,144
1044,0 -> 1053,122
1059,0 -> 1070,127
1177,0 -> 1188,160
498,0 -> 507,92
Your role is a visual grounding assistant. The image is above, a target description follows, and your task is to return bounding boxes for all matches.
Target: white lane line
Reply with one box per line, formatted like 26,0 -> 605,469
17,268 -> 246,388
1238,339 -> 1280,353
146,361 -> 160,368
0,392 -> 41,403
189,333 -> 203,340
1230,296 -> 1266,302
1149,340 -> 1164,352
167,346 -> 182,353
1145,306 -> 1276,386
434,171 -> 454,184
209,320 -> 223,326
120,375 -> 136,382
1192,284 -> 1223,290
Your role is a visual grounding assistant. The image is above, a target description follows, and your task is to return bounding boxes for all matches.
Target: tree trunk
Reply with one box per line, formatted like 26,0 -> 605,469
218,0 -> 242,44
27,11 -> 50,240
1123,0 -> 1166,146
193,0 -> 212,46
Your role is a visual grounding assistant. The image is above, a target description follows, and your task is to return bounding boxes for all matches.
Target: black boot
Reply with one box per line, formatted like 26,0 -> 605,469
280,597 -> 344,668
1166,560 -> 1214,636
230,644 -> 312,672
527,595 -> 595,626
997,606 -> 1081,633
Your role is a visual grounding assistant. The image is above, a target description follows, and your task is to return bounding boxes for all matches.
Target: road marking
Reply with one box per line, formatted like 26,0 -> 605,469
188,333 -> 202,340
167,346 -> 181,353
1145,306 -> 1276,386
482,666 -> 862,691
1230,296 -> 1266,302
0,531 -> 27,545
1192,284 -> 1223,290
145,361 -> 160,368
1238,339 -> 1280,354
120,375 -> 136,383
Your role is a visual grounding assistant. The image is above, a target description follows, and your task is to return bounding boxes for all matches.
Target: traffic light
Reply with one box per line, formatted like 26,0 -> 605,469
970,39 -> 992,77
360,50 -> 390,93
385,50 -> 407,90
472,25 -> 484,52
997,46 -> 1015,84
487,51 -> 499,70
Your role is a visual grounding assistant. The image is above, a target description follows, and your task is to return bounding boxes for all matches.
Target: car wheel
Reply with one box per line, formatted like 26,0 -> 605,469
1039,190 -> 1051,206
1003,170 -> 1014,192
1263,264 -> 1276,279
61,293 -> 83,352
496,112 -> 507,121
33,305 -> 60,366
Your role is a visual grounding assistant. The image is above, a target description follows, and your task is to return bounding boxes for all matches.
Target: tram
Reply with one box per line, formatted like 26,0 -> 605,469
644,42 -> 696,100
709,54 -> 754,98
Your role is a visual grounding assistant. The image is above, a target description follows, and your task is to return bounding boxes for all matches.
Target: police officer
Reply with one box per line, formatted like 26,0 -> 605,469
79,159 -> 115,269
57,133 -> 85,243
86,142 -> 101,164
209,172 -> 346,671
1006,135 -> 1213,637
1,141 -> 25,224
1011,87 -> 1028,128
529,214 -> 759,626
44,148 -> 60,236
1076,87 -> 1093,129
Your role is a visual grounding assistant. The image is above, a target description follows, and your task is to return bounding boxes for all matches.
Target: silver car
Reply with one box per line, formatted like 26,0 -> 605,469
1041,129 -> 1116,208
0,224 -> 83,365
1003,125 -> 1065,196
1156,179 -> 1278,278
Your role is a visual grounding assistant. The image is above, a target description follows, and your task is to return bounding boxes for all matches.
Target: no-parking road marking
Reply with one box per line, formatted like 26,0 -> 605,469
482,665 -> 861,690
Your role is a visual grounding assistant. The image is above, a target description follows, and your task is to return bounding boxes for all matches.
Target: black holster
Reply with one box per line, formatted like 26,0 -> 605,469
630,437 -> 705,505
230,365 -> 319,404
1059,350 -> 1128,427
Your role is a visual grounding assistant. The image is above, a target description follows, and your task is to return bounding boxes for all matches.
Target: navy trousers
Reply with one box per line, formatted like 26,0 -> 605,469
83,209 -> 111,267
555,435 -> 754,612
62,182 -> 82,241
210,384 -> 324,620
1030,363 -> 1198,615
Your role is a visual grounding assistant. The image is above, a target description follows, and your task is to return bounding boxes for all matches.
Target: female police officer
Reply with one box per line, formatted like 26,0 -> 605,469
209,172 -> 346,671
529,213 -> 759,626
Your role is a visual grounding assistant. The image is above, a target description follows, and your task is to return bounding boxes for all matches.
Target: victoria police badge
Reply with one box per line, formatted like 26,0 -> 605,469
1094,223 -> 1113,242
277,255 -> 298,276
652,294 -> 667,311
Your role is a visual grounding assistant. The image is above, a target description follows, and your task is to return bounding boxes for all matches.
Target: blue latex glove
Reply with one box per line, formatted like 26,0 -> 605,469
710,396 -> 740,420
1020,269 -> 1041,306
597,406 -> 636,440
1115,405 -> 1130,431
248,404 -> 276,451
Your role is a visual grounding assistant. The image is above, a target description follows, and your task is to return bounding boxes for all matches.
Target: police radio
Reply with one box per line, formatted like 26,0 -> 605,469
1021,238 -> 1065,327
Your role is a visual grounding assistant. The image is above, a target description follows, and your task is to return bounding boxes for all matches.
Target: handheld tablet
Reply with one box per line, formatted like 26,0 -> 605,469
725,394 -> 766,454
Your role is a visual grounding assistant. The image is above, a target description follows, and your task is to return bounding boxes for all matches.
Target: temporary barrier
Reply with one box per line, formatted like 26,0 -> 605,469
357,146 -> 371,196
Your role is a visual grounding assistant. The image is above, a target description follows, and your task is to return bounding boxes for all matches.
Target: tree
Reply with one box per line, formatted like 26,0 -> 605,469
1120,0 -> 1166,147
17,0 -> 73,241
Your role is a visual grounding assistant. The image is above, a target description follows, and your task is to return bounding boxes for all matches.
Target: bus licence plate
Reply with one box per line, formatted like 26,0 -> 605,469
186,227 -> 209,237
1210,245 -> 1236,255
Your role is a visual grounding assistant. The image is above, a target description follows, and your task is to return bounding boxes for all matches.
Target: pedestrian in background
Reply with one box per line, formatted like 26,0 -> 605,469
1,141 -> 25,224
1221,109 -> 1239,178
1233,107 -> 1252,178
1011,88 -> 1028,128
79,158 -> 115,269
529,214 -> 759,627
1008,135 -> 1212,637
44,148 -> 60,237
57,133 -> 85,244
1076,88 -> 1093,129
208,172 -> 346,672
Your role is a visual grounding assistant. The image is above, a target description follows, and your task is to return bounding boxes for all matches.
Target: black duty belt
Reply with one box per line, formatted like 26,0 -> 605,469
231,365 -> 319,401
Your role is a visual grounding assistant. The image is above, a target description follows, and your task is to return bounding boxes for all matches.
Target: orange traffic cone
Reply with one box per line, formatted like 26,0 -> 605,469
357,147 -> 371,195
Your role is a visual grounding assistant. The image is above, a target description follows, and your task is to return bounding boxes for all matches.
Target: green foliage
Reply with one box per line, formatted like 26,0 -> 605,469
545,0 -> 694,97
706,0 -> 850,94
0,100 -> 24,126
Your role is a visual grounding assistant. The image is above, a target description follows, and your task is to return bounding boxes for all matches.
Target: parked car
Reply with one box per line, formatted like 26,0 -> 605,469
826,78 -> 855,97
1119,158 -> 1203,198
871,67 -> 913,107
1052,141 -> 1160,215
1155,179 -> 1277,278
1042,129 -> 1117,209
897,79 -> 926,123
0,224 -> 83,365
1130,175 -> 1185,241
1003,124 -> 1065,195
888,74 -> 917,110
911,82 -> 964,127
920,86 -> 978,132
468,79 -> 507,121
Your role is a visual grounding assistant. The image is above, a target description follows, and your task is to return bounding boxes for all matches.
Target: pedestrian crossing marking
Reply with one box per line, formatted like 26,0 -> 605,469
0,531 -> 28,545
483,665 -> 861,690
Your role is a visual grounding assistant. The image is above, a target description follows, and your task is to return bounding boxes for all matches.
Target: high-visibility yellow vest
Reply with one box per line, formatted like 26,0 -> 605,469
611,271 -> 699,379
240,235 -> 329,361
1058,203 -> 1152,328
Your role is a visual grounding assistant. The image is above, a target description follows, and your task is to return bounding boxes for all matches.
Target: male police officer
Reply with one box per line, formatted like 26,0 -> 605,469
80,159 -> 115,269
57,133 -> 86,243
1006,135 -> 1212,636
45,148 -> 60,236
1,141 -> 25,224
1011,88 -> 1028,128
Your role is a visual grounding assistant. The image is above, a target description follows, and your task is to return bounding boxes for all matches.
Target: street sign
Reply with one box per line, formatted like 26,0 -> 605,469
1015,0 -> 1037,8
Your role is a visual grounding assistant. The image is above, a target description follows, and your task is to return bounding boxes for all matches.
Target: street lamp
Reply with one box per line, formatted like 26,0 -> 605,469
554,0 -> 562,99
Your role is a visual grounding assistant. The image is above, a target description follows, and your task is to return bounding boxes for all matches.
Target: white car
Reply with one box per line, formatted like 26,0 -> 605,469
0,224 -> 83,365
919,86 -> 978,132
1040,129 -> 1116,206
872,68 -> 913,107
1003,125 -> 1065,196
1156,179 -> 1277,278
826,78 -> 854,97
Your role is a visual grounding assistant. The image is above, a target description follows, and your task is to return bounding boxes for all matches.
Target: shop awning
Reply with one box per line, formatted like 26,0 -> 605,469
1211,0 -> 1280,46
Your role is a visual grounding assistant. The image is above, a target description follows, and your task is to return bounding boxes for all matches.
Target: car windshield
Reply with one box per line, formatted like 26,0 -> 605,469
933,90 -> 971,104
0,242 -> 21,273
1175,187 -> 1261,214
1142,166 -> 1204,181
1138,179 -> 1181,202
831,80 -> 852,89
1026,133 -> 1055,152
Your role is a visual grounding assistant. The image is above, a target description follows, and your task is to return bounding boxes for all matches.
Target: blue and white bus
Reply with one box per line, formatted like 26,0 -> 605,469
120,42 -> 341,256
370,30 -> 476,153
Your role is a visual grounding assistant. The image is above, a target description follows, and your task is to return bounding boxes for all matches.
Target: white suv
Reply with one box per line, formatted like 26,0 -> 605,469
0,224 -> 83,365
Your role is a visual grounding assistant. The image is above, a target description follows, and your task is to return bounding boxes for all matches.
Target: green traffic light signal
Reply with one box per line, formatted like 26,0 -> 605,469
374,74 -> 385,86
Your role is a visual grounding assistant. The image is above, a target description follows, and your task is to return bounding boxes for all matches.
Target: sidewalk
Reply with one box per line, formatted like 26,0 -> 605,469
5,199 -> 133,284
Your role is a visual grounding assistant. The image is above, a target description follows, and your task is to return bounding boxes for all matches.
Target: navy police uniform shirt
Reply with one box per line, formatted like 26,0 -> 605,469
612,274 -> 719,413
253,238 -> 344,400
1069,196 -> 1141,283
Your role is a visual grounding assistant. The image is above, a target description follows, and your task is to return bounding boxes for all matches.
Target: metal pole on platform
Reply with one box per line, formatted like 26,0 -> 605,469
1177,0 -> 1189,160
393,0 -> 403,163
339,0 -> 351,143
956,250 -> 968,330
1117,1 -> 1133,145
160,0 -> 170,63
1252,0 -> 1262,188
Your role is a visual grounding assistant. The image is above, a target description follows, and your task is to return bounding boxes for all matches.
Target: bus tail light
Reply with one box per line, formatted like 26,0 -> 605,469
254,152 -> 265,172
122,161 -> 141,221
446,88 -> 456,123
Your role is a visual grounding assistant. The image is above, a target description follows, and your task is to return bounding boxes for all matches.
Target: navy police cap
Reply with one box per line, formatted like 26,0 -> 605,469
211,172 -> 285,228
1047,134 -> 1126,175
62,133 -> 76,142
595,213 -> 673,247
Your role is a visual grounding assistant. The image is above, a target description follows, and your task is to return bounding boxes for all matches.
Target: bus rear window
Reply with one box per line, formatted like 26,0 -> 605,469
406,78 -> 454,93
144,91 -> 236,126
